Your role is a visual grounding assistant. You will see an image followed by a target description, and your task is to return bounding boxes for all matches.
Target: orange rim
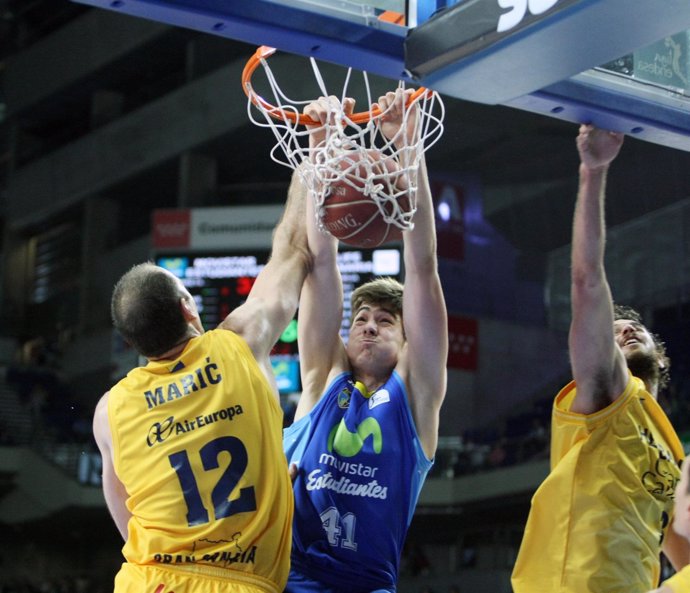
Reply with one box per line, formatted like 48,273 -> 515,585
242,45 -> 432,126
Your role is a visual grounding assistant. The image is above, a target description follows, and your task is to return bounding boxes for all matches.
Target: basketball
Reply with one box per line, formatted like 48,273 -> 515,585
319,151 -> 409,248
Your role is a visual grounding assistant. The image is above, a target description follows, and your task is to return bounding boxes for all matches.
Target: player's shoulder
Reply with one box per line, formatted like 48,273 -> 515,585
92,391 -> 112,446
207,325 -> 242,343
95,391 -> 110,414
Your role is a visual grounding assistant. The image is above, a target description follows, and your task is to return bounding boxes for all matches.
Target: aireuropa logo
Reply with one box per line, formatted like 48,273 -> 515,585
147,416 -> 175,446
152,209 -> 191,248
146,405 -> 243,446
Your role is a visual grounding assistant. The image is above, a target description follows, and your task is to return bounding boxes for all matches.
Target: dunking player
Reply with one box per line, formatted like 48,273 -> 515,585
93,170 -> 312,593
511,125 -> 688,592
283,89 -> 448,593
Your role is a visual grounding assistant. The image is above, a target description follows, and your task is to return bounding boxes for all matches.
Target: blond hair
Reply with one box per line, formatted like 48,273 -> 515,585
350,277 -> 403,320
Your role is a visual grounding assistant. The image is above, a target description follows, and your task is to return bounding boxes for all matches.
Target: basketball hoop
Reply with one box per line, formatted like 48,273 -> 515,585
242,46 -> 432,126
242,46 -> 445,236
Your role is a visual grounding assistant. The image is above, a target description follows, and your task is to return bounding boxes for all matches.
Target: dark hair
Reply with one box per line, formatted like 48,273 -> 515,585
351,277 -> 403,321
613,304 -> 670,390
111,262 -> 190,358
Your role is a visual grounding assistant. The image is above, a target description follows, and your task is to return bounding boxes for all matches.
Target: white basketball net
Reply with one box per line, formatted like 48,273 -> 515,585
245,53 -> 445,235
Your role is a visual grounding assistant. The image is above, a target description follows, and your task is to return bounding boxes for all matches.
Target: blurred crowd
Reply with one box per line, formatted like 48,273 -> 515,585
1,336 -> 92,447
0,575 -> 103,593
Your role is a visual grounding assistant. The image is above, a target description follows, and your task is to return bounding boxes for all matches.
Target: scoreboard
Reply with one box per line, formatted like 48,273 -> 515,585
155,246 -> 402,392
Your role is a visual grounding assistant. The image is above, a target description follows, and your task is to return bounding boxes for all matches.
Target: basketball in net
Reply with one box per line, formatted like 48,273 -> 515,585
319,150 -> 408,248
242,46 -> 445,244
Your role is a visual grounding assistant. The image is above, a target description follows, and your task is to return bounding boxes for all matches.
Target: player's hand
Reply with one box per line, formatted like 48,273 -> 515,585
303,96 -> 356,152
289,462 -> 298,483
374,88 -> 419,148
576,124 -> 624,171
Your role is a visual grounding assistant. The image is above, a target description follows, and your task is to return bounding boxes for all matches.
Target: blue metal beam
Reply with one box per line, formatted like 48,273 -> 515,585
71,0 -> 690,151
71,0 -> 410,81
505,69 -> 690,152
407,0 -> 690,104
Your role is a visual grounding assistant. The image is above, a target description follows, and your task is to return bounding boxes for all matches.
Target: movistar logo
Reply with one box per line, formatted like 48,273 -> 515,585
327,418 -> 383,457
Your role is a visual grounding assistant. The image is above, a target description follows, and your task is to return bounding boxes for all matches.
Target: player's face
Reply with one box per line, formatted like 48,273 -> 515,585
613,319 -> 657,361
346,303 -> 404,370
673,462 -> 690,540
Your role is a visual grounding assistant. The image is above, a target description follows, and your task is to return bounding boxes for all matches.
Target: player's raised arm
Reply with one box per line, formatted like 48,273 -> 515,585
293,97 -> 355,420
568,124 -> 627,415
376,89 -> 448,459
220,169 -> 312,378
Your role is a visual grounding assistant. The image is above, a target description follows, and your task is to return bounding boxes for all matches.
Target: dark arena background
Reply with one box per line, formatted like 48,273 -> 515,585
2,1 -> 690,591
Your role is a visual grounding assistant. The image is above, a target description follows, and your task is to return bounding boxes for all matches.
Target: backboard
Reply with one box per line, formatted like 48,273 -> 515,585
71,0 -> 690,151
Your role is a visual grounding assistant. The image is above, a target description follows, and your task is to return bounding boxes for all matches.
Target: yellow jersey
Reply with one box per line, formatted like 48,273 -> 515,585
664,565 -> 690,592
108,329 -> 292,593
511,374 -> 684,593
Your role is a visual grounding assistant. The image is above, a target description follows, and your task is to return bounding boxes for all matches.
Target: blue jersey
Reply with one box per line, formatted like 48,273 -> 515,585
284,371 -> 432,592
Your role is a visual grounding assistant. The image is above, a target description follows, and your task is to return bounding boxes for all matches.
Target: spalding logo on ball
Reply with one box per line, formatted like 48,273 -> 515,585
319,150 -> 411,248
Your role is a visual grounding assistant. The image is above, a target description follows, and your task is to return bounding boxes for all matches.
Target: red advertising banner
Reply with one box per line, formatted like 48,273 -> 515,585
447,314 -> 478,370
152,209 -> 191,248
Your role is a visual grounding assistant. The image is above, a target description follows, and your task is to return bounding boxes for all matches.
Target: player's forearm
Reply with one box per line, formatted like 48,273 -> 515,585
302,174 -> 342,316
271,173 -> 309,262
246,175 -> 312,342
571,164 -> 608,286
403,158 -> 437,273
298,228 -> 343,361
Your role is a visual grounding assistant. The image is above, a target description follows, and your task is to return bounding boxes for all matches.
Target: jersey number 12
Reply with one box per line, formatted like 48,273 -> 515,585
169,436 -> 257,526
